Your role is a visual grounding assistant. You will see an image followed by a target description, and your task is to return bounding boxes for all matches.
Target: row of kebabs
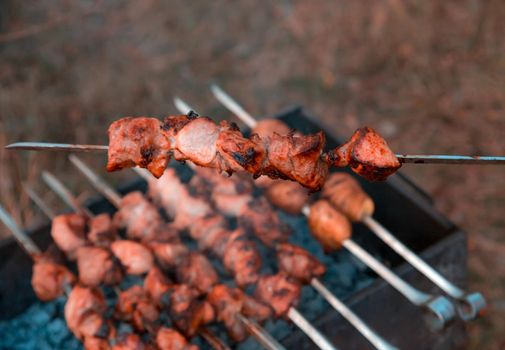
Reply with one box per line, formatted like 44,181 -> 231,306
31,163 -> 361,349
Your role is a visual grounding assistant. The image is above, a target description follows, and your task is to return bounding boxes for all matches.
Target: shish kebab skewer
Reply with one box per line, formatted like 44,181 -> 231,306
65,158 -> 293,350
172,99 -> 398,350
210,84 -> 486,321
40,171 -> 228,350
0,205 -> 120,349
176,96 -> 456,331
69,155 -> 338,350
25,184 -> 208,350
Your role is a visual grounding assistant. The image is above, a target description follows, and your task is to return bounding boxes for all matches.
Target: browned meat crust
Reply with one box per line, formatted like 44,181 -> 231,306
327,127 -> 401,181
111,333 -> 149,350
251,119 -> 291,139
255,273 -> 301,318
88,214 -> 118,248
115,285 -> 159,333
175,252 -> 218,294
276,243 -> 326,283
265,180 -> 309,215
65,286 -> 108,340
76,246 -> 123,287
50,213 -> 87,260
144,267 -> 172,306
208,284 -> 272,342
223,229 -> 261,287
31,258 -> 75,301
322,172 -> 374,221
110,240 -> 154,275
156,327 -> 199,350
308,200 -> 352,251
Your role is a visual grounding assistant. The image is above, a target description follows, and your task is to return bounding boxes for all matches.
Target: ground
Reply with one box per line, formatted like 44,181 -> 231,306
0,1 -> 504,348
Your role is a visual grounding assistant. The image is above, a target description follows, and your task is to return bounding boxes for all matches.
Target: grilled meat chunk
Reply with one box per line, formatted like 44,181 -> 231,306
255,273 -> 301,318
327,127 -> 401,181
50,213 -> 87,260
265,180 -> 308,215
110,240 -> 154,275
113,192 -> 166,242
88,214 -> 118,248
176,252 -> 218,294
107,117 -> 171,178
150,242 -> 189,269
65,286 -> 107,340
191,167 -> 253,196
187,214 -> 226,243
84,336 -> 111,350
238,197 -> 291,246
76,246 -> 123,287
31,254 -> 75,301
223,229 -> 261,287
208,284 -> 271,341
322,172 -> 374,221
276,243 -> 326,283
308,200 -> 352,251
144,267 -> 172,306
112,334 -> 149,350
116,285 -> 159,333
252,119 -> 291,139
156,327 -> 199,350
168,284 -> 215,337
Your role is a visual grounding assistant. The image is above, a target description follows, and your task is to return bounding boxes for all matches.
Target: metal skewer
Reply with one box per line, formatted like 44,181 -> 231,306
211,85 -> 457,331
174,98 -> 397,350
39,171 -> 231,350
0,205 -> 40,256
68,155 -> 290,350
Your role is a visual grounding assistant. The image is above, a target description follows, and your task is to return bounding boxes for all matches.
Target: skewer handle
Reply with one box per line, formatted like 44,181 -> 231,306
5,142 -> 108,152
0,204 -> 40,256
68,155 -> 122,208
287,307 -> 337,350
210,84 -> 258,129
362,216 -> 486,320
397,154 -> 505,164
310,278 -> 398,350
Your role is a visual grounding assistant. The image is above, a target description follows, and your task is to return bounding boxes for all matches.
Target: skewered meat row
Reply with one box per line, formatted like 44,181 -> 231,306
106,114 -> 401,191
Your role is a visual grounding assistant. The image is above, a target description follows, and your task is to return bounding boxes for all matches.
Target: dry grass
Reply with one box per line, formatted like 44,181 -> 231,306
0,0 -> 504,348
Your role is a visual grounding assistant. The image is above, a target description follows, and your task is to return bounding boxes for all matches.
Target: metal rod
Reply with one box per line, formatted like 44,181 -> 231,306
68,155 -> 122,208
396,154 -> 505,164
287,307 -> 337,350
362,215 -> 486,320
5,142 -> 108,152
341,238 -> 455,331
236,314 -> 287,350
41,171 -> 93,218
0,204 -> 40,256
310,278 -> 398,350
210,84 -> 258,129
199,327 -> 232,350
23,183 -> 56,220
173,96 -> 194,115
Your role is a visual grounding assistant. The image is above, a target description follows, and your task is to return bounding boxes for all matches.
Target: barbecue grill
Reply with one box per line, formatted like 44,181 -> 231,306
0,106 -> 469,349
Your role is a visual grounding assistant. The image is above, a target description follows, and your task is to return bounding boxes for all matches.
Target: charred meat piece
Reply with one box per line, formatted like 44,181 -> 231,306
208,284 -> 271,342
255,273 -> 301,318
116,285 -> 159,333
211,192 -> 251,217
168,284 -> 215,337
308,200 -> 352,251
238,197 -> 291,247
76,246 -> 123,287
223,229 -> 261,287
111,240 -> 154,275
65,286 -> 108,340
252,119 -> 291,139
176,252 -> 218,294
322,172 -> 374,222
50,213 -> 87,260
192,167 -> 253,196
156,327 -> 199,350
113,192 -> 165,242
276,243 -> 326,283
83,336 -> 111,350
187,214 -> 226,242
262,132 -> 329,191
150,242 -> 189,269
112,333 -> 149,350
328,127 -> 401,181
107,117 -> 171,178
147,168 -> 212,229
265,180 -> 308,215
88,213 -> 118,248
31,255 -> 75,301
144,267 -> 172,306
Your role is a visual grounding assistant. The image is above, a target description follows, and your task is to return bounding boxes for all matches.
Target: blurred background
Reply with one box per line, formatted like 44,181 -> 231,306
0,1 -> 503,348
